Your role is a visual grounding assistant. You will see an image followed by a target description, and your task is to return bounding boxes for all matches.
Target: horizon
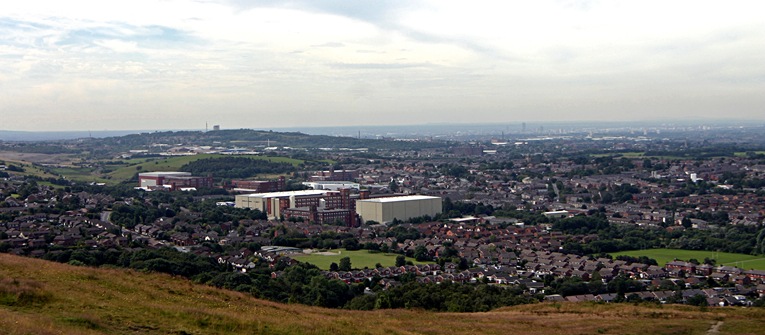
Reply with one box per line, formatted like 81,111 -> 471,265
2,119 -> 764,142
2,1 -> 764,132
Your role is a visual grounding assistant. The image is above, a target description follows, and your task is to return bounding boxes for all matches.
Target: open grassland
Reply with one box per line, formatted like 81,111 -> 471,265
0,159 -> 60,180
292,249 -> 431,269
2,253 -> 764,335
0,151 -> 78,166
48,166 -> 112,184
589,152 -> 690,160
2,152 -> 306,184
34,154 -> 303,184
611,249 -> 765,270
734,151 -> 765,157
107,154 -> 303,182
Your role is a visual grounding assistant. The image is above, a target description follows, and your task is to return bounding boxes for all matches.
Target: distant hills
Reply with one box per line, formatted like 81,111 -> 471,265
1,253 -> 764,334
0,130 -> 146,142
5,119 -> 764,142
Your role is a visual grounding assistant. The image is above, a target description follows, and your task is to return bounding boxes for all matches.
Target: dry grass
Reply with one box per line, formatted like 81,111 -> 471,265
1,253 -> 764,334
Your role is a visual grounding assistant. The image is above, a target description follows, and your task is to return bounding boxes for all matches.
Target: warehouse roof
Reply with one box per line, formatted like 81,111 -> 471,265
358,195 -> 440,203
240,190 -> 329,198
138,172 -> 192,177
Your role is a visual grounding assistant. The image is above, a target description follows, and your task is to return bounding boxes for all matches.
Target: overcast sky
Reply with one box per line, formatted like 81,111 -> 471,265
1,1 -> 764,131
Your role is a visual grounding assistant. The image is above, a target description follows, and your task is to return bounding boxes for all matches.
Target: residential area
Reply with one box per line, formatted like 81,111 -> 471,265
2,126 -> 765,309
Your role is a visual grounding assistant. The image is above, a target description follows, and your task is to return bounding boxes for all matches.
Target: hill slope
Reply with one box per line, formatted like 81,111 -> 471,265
1,254 -> 763,335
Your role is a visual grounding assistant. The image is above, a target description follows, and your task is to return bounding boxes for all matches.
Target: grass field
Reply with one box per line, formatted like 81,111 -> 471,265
2,153 -> 306,185
292,249 -> 431,270
611,249 -> 765,270
35,154 -> 306,184
589,152 -> 691,160
2,253 -> 765,334
2,161 -> 61,181
107,154 -> 304,181
734,151 -> 765,157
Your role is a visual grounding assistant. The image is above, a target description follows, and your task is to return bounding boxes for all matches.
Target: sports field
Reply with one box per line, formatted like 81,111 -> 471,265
610,248 -> 765,270
292,249 -> 431,270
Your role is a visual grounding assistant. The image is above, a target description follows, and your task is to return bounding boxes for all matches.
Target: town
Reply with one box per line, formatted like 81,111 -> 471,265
2,124 -> 765,310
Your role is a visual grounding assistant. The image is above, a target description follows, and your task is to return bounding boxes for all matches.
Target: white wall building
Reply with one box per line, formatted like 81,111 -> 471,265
302,181 -> 360,191
356,195 -> 442,224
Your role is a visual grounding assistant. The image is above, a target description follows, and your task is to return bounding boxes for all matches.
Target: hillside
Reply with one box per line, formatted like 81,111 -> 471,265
2,254 -> 764,334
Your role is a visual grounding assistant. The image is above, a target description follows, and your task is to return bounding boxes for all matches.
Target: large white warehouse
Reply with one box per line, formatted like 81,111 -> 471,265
356,195 -> 442,224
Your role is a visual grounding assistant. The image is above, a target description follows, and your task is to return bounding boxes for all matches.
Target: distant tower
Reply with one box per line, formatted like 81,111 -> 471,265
213,125 -> 220,131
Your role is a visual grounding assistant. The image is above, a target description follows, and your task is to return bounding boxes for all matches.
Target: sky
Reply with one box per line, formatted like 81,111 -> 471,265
1,1 -> 764,132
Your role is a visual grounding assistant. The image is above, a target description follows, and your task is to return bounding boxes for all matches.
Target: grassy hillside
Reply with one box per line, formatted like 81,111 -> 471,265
1,253 -> 764,335
38,154 -> 305,184
611,249 -> 765,270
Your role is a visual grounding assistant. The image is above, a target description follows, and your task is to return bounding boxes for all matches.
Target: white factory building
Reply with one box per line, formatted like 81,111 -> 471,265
356,195 -> 442,224
302,181 -> 360,191
234,190 -> 330,219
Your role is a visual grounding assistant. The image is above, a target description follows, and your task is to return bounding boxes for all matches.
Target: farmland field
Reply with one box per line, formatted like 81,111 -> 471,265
611,249 -> 765,270
293,249 -> 432,270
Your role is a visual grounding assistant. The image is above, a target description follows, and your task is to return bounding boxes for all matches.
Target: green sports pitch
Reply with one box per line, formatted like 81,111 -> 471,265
610,249 -> 765,270
292,249 -> 431,270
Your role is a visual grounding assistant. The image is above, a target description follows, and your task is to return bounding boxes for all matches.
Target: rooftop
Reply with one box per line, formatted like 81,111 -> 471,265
240,190 -> 330,198
358,195 -> 441,203
138,172 -> 192,177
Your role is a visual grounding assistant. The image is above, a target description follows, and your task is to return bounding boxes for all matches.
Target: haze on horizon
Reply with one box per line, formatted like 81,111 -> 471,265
1,1 -> 764,132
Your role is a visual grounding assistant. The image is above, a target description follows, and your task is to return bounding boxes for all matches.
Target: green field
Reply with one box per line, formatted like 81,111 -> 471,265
734,151 -> 765,157
611,249 -> 765,270
108,154 -> 304,181
39,154 -> 306,184
292,249 -> 432,270
589,152 -> 689,160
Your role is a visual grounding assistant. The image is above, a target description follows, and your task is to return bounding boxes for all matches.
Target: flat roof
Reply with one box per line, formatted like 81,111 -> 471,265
303,181 -> 357,184
138,172 -> 191,177
358,195 -> 441,203
239,190 -> 330,198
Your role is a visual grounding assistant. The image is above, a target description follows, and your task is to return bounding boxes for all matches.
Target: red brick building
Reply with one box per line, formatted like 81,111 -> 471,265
138,172 -> 213,191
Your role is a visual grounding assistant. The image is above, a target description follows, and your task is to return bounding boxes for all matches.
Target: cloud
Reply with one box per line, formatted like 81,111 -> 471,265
328,62 -> 434,70
311,42 -> 345,48
1,0 -> 765,131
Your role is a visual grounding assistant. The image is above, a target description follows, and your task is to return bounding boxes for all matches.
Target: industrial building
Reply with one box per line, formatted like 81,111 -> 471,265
356,195 -> 442,224
309,169 -> 359,182
138,172 -> 213,191
231,176 -> 286,193
235,189 -> 358,225
302,181 -> 360,191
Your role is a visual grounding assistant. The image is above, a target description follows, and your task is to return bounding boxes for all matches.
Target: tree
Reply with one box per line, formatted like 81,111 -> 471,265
342,238 -> 360,251
395,255 -> 406,267
389,179 -> 399,193
414,245 -> 430,261
329,262 -> 339,271
687,294 -> 708,307
339,256 -> 352,271
458,257 -> 469,270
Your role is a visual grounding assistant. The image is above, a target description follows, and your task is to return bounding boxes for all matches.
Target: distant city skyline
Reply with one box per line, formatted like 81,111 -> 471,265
2,1 -> 764,131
